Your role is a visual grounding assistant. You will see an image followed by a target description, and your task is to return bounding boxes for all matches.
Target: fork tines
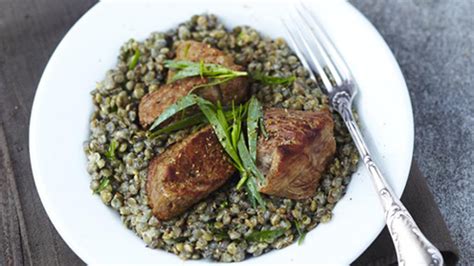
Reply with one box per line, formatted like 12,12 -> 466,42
282,2 -> 352,93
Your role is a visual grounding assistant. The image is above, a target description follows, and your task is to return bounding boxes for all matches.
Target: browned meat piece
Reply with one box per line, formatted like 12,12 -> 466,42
173,41 -> 249,104
146,107 -> 336,219
146,125 -> 235,220
138,78 -> 206,127
256,108 -> 336,199
174,40 -> 236,66
138,40 -> 248,128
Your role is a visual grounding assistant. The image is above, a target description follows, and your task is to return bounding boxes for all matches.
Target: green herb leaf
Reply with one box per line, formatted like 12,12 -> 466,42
164,60 -> 201,83
149,112 -> 207,138
259,117 -> 269,138
168,66 -> 202,84
164,60 -> 247,84
245,228 -> 286,243
149,104 -> 236,138
245,182 -> 257,208
247,96 -> 264,161
149,94 -> 201,131
294,221 -> 306,245
190,76 -> 233,93
105,139 -> 118,160
219,200 -> 229,208
202,63 -> 247,78
147,94 -> 266,206
237,31 -> 246,42
230,103 -> 243,151
245,175 -> 266,209
163,60 -> 194,70
196,97 -> 243,171
238,132 -> 265,184
128,49 -> 141,70
95,178 -> 110,193
216,102 -> 230,135
251,72 -> 296,86
183,43 -> 191,57
199,59 -> 205,79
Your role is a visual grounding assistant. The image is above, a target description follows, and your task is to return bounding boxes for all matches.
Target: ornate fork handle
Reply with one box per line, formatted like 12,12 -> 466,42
333,92 -> 444,265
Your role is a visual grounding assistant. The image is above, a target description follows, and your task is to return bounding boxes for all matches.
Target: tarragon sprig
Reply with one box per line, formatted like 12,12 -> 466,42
251,71 -> 296,86
164,60 -> 248,84
148,94 -> 267,207
128,49 -> 141,70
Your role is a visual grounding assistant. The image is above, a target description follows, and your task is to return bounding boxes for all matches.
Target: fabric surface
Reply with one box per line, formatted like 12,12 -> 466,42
0,0 -> 464,265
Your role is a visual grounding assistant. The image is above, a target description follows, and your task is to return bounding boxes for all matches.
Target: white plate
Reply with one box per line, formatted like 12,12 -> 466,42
29,0 -> 414,264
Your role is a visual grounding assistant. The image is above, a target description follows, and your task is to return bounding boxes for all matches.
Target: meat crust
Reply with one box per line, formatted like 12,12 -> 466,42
138,40 -> 248,128
138,78 -> 206,127
256,108 -> 336,199
146,125 -> 235,220
146,107 -> 336,219
174,41 -> 249,105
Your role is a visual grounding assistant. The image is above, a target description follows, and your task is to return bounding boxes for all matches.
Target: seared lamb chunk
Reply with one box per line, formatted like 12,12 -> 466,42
170,41 -> 248,104
146,108 -> 336,219
146,125 -> 235,220
138,40 -> 248,128
256,108 -> 336,199
138,78 -> 206,127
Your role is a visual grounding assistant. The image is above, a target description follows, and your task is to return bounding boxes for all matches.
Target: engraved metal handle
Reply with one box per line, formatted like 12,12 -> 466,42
335,94 -> 444,265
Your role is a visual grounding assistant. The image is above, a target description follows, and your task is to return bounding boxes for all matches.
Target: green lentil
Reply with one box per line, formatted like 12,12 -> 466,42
84,14 -> 359,262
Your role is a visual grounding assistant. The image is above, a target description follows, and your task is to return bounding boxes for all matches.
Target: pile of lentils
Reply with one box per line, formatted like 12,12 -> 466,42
84,14 -> 359,262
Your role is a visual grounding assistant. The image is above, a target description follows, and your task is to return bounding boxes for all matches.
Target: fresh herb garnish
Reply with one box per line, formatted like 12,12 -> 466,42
196,98 -> 244,171
245,228 -> 287,243
237,132 -> 265,188
240,96 -> 266,206
206,102 -> 265,208
251,72 -> 296,86
237,31 -> 247,43
105,139 -> 118,160
245,174 -> 266,209
294,221 -> 306,245
259,118 -> 269,138
234,137 -> 249,188
95,178 -> 110,193
148,102 -> 237,138
244,182 -> 257,208
190,75 -> 237,92
149,94 -> 201,131
164,60 -> 294,89
247,96 -> 265,161
219,200 -> 229,208
230,102 -> 246,154
183,43 -> 191,57
148,112 -> 207,138
128,49 -> 141,70
148,94 -> 267,206
164,60 -> 247,84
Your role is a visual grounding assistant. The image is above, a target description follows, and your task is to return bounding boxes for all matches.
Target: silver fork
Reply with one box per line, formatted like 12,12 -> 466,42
283,3 -> 444,265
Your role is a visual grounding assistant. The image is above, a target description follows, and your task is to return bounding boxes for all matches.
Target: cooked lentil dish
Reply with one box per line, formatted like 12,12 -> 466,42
84,14 -> 359,262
